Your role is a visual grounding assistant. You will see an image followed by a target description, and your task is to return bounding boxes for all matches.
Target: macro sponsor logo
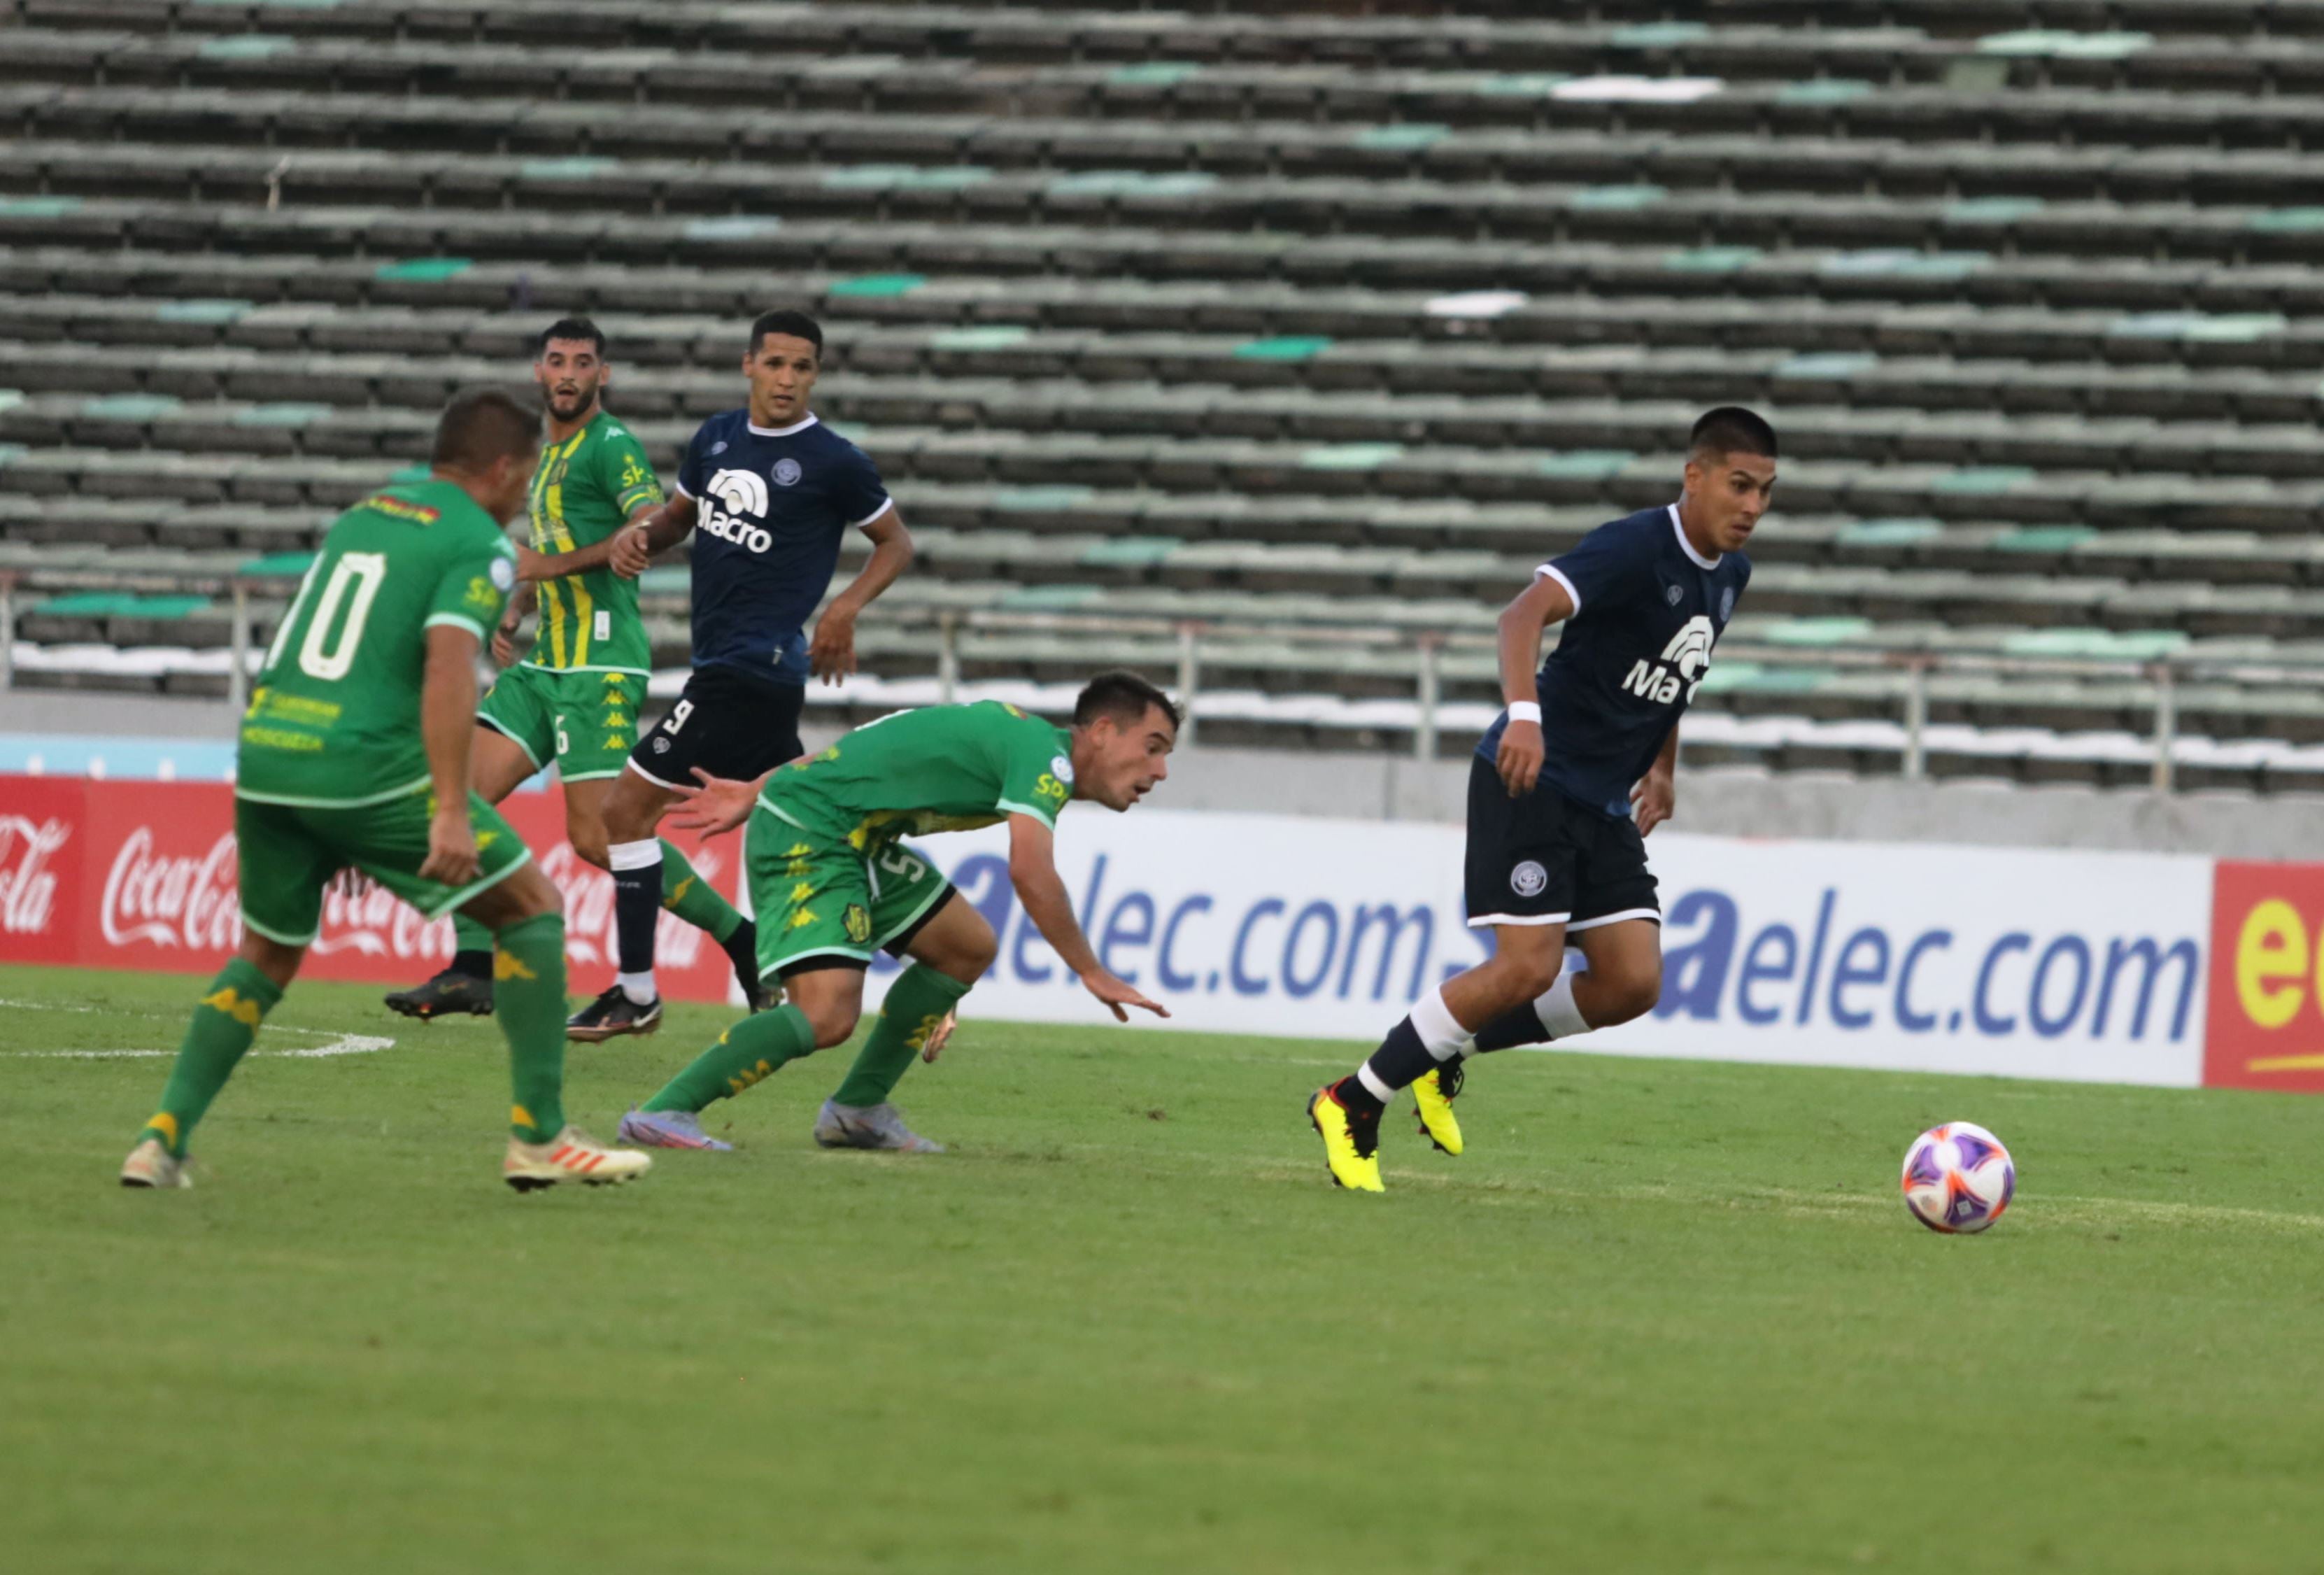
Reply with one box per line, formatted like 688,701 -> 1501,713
1619,615 -> 1716,705
2202,861 -> 2324,1091
700,467 -> 774,553
0,814 -> 71,938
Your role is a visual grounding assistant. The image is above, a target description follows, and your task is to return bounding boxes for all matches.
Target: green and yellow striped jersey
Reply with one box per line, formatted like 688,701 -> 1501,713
523,408 -> 663,675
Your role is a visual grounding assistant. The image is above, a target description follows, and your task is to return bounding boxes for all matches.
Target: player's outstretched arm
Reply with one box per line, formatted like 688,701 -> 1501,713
665,765 -> 779,840
608,495 -> 700,578
1494,572 -> 1575,798
810,505 -> 915,686
418,624 -> 483,885
1631,721 -> 1679,837
1007,813 -> 1168,1023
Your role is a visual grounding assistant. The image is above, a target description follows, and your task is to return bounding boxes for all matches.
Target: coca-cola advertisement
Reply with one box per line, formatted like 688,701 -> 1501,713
0,776 -> 748,1003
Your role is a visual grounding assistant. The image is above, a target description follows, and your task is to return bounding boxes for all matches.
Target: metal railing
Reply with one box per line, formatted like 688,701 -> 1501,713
6,570 -> 2323,789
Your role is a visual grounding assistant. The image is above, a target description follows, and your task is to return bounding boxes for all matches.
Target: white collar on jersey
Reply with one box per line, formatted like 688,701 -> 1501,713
1668,502 -> 1720,570
746,413 -> 820,438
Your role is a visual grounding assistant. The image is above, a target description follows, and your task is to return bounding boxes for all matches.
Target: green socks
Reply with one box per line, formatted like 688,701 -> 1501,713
451,838 -> 741,964
659,840 -> 743,944
140,958 -> 284,1157
642,1003 -> 816,1114
493,912 -> 569,1144
830,965 -> 973,1108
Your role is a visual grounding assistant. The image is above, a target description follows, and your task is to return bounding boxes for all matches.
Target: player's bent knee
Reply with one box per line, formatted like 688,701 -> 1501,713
807,1006 -> 861,1050
1598,970 -> 1660,1026
567,825 -> 610,870
463,863 -> 562,931
237,931 -> 306,988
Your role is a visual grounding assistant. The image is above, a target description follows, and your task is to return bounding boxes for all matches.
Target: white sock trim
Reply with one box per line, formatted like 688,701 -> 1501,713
1356,1063 -> 1396,1104
1536,972 -> 1589,1039
609,839 -> 663,873
616,970 -> 658,1005
1409,987 -> 1471,1061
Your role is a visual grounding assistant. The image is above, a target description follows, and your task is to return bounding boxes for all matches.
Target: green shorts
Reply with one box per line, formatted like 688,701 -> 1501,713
747,807 -> 954,980
235,786 -> 532,947
476,663 -> 643,783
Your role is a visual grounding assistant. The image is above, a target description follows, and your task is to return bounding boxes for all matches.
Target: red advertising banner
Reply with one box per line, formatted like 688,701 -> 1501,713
0,775 -> 748,1003
2203,859 -> 2324,1092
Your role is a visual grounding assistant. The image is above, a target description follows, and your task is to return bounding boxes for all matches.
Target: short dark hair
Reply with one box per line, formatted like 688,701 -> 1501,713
536,316 -> 607,358
1689,407 -> 1778,463
1074,670 -> 1182,732
749,309 -> 824,358
431,388 -> 541,471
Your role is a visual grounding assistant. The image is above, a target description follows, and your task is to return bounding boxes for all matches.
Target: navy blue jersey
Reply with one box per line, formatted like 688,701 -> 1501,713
1478,503 -> 1750,817
674,411 -> 891,687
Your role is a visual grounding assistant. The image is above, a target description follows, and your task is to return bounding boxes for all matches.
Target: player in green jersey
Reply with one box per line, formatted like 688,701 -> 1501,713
383,318 -> 763,1029
120,390 -> 651,1192
616,672 -> 1179,1154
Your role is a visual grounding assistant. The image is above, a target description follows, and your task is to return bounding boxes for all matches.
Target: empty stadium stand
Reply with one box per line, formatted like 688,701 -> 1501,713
3,0 -> 2322,792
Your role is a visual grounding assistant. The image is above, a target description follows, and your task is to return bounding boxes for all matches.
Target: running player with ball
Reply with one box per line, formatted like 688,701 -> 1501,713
1306,408 -> 1776,1192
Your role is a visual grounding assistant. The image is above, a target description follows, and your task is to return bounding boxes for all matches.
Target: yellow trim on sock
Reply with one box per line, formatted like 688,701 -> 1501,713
146,1112 -> 180,1146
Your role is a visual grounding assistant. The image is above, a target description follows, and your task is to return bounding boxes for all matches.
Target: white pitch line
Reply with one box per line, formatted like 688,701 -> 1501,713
0,998 -> 393,1059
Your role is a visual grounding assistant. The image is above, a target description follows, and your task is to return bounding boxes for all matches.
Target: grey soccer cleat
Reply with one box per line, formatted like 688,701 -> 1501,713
812,1099 -> 945,1154
616,1107 -> 734,1152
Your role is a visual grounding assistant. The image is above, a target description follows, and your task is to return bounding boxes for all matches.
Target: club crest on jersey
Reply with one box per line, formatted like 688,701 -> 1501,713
701,467 -> 774,553
1510,860 -> 1549,898
772,458 -> 802,488
1619,614 -> 1717,706
709,440 -> 729,455
1664,583 -> 1683,607
1721,587 -> 1736,621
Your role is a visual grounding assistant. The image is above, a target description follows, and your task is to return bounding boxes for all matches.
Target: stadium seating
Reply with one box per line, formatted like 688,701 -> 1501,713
2,0 -> 2322,792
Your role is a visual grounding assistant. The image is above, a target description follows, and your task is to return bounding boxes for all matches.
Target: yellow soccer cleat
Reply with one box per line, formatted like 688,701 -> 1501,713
503,1126 -> 653,1192
1412,1061 -> 1465,1157
1307,1085 -> 1385,1193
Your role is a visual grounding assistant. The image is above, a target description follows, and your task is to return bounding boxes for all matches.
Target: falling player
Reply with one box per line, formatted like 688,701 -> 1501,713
121,390 -> 651,1191
567,308 -> 916,1040
615,674 -> 1177,1155
1306,408 -> 1775,1191
383,317 -> 763,1024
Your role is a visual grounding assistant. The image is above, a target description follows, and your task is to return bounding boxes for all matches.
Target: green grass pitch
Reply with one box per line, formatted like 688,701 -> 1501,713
6,960 -> 2324,1574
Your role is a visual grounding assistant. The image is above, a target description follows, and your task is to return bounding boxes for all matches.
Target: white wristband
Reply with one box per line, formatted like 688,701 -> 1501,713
1506,701 -> 1542,725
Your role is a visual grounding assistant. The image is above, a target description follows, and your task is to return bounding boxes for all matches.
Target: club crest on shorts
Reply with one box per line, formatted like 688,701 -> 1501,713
772,458 -> 802,487
843,903 -> 872,944
652,735 -> 670,753
1510,860 -> 1549,898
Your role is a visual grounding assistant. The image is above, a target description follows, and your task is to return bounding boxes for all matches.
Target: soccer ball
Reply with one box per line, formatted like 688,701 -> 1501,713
1900,1122 -> 2015,1234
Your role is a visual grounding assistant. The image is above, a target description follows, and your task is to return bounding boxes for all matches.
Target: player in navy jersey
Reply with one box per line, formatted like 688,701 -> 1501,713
1307,408 -> 1776,1191
572,309 -> 916,1039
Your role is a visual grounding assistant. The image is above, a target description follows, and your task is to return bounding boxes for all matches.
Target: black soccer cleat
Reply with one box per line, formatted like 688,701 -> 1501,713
565,984 -> 664,1043
383,968 -> 494,1022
